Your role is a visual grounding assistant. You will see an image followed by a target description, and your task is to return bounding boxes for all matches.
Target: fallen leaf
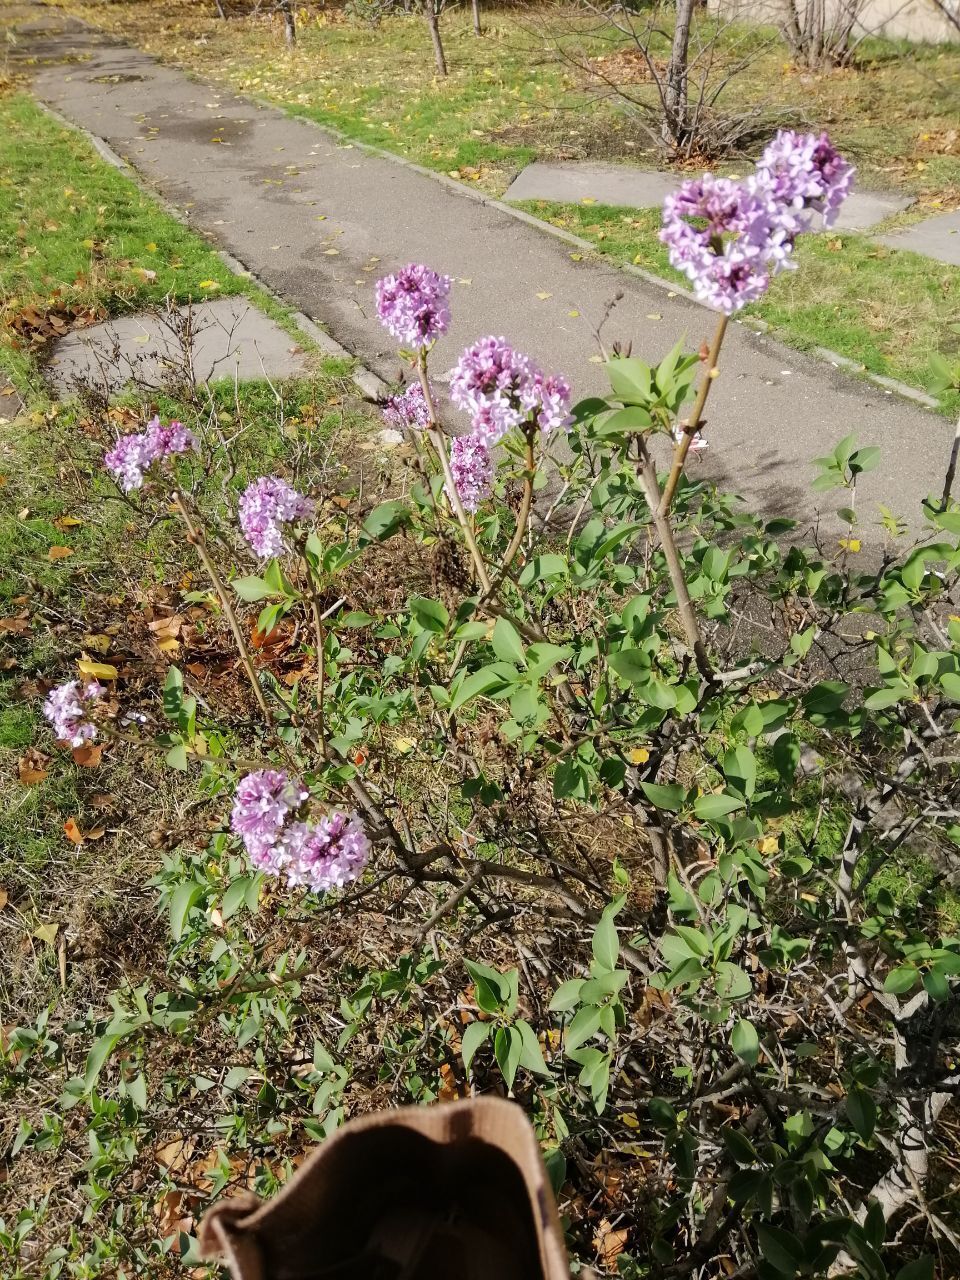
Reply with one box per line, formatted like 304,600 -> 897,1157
568,310 -> 580,318
536,291 -> 553,300
627,748 -> 649,764
594,1219 -> 629,1269
48,545 -> 74,561
0,615 -> 30,634
18,749 -> 50,785
77,659 -> 118,679
0,887 -> 8,910
34,922 -> 60,945
81,633 -> 113,655
72,743 -> 104,768
53,515 -> 84,530
64,818 -> 85,844
197,280 -> 221,290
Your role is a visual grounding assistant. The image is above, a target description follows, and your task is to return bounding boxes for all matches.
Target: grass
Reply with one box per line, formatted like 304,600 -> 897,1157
41,0 -> 960,404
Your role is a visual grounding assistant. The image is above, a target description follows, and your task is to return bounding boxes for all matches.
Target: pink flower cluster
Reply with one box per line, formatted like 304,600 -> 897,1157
375,263 -> 452,350
382,381 -> 431,431
104,416 -> 197,492
661,130 -> 853,314
230,769 -> 370,893
450,336 -> 573,444
448,432 -> 494,512
238,476 -> 314,559
43,680 -> 103,747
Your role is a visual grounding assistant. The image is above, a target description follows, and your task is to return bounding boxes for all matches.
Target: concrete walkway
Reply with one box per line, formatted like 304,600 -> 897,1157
16,5 -> 955,525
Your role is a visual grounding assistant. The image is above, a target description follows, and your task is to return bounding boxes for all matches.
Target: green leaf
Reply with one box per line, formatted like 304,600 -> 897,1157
518,554 -> 568,586
126,1071 -> 148,1110
548,979 -> 584,1012
162,666 -> 183,718
895,1258 -> 935,1280
592,909 -> 620,971
693,792 -> 745,821
755,1223 -> 804,1276
883,965 -> 918,995
231,576 -> 274,602
494,1025 -> 522,1090
169,882 -> 203,942
362,499 -> 409,541
715,961 -> 752,1001
221,876 -> 253,921
516,1019 -> 551,1076
165,742 -> 189,772
607,356 -> 653,405
491,617 -> 526,667
565,1005 -> 602,1052
84,1033 -> 121,1091
460,1020 -> 490,1073
923,966 -> 950,1001
451,666 -> 509,711
608,648 -> 650,684
409,596 -> 449,633
773,733 -> 801,780
640,782 -> 686,812
845,1087 -> 876,1142
731,1018 -> 760,1065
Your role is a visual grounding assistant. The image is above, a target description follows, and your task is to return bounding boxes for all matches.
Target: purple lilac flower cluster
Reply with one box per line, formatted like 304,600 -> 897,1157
375,264 -> 452,350
43,680 -> 104,748
382,381 -> 431,432
230,769 -> 370,892
238,476 -> 314,559
660,131 -> 853,314
448,432 -> 494,512
755,130 -> 855,230
104,416 -> 197,492
450,336 -> 572,444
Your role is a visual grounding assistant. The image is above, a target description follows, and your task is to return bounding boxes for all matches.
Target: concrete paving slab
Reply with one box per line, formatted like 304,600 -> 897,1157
45,297 -> 312,396
17,5 -> 953,527
503,162 -> 913,233
876,209 -> 960,267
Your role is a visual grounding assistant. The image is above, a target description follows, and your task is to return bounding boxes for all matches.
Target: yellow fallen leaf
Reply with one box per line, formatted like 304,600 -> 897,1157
568,310 -> 580,318
759,836 -> 778,855
145,242 -> 158,252
77,659 -> 118,680
48,545 -> 74,561
82,633 -> 112,655
34,922 -> 60,945
627,748 -> 649,764
394,736 -> 417,755
197,279 -> 221,289
323,248 -> 339,255
581,197 -> 596,205
54,515 -> 83,529
569,253 -> 583,261
536,291 -> 553,300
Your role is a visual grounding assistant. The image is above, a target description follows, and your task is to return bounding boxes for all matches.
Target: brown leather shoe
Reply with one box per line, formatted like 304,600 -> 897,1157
199,1096 -> 570,1280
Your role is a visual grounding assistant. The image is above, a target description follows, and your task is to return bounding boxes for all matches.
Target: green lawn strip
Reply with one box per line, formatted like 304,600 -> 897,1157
513,198 -> 960,412
0,91 -> 322,398
0,85 -> 376,893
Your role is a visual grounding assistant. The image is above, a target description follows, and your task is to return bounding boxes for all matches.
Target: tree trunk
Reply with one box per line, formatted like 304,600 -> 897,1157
425,4 -> 447,76
472,0 -> 482,36
278,0 -> 296,47
662,0 -> 694,153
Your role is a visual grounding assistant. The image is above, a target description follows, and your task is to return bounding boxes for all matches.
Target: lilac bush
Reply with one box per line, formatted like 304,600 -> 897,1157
382,381 -> 431,431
